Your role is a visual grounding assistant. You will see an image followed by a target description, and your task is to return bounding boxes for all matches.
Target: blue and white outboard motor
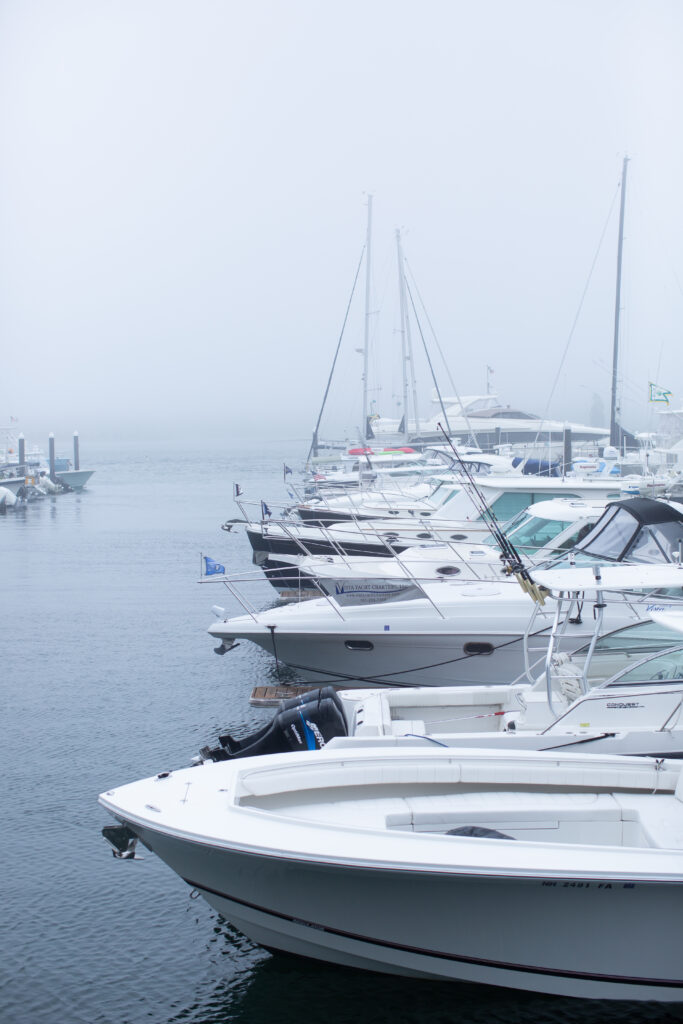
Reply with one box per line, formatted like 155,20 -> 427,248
198,686 -> 348,762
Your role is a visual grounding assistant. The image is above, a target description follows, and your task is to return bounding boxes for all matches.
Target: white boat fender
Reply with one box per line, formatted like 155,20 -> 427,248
0,486 -> 17,507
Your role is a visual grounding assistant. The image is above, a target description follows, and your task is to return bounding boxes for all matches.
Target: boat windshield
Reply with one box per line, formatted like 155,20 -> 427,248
567,620 -> 683,687
625,521 -> 683,563
579,619 -> 683,657
427,480 -> 461,506
487,491 -> 581,523
479,511 -> 572,553
607,646 -> 683,684
574,506 -> 639,561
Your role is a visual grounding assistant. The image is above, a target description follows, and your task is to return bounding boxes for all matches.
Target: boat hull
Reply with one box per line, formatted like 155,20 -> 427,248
124,824 -> 683,1000
248,527 -> 407,559
55,469 -> 95,489
212,627 -> 534,686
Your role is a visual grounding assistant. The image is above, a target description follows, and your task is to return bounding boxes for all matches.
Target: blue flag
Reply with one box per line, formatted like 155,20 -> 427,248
261,500 -> 272,519
283,464 -> 292,479
204,556 -> 225,576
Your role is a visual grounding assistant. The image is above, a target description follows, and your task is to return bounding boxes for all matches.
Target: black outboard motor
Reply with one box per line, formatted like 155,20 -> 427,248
199,687 -> 348,762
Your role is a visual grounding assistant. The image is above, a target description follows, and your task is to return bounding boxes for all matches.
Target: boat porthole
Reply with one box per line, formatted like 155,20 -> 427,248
344,640 -> 374,651
416,532 -> 432,539
463,641 -> 494,656
450,534 -> 467,541
436,565 -> 461,576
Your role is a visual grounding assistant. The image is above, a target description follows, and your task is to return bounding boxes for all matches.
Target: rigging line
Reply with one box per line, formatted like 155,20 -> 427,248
306,244 -> 366,465
530,181 -> 621,451
404,276 -> 452,436
404,258 -> 479,448
435,422 -> 526,573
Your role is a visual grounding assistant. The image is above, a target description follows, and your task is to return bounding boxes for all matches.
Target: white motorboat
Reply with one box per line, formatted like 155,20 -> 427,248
241,478 -> 660,563
209,502 -> 683,687
303,448 -> 461,493
201,584 -> 683,762
99,746 -> 683,1001
370,392 -> 613,450
254,498 -> 605,599
298,453 -> 519,523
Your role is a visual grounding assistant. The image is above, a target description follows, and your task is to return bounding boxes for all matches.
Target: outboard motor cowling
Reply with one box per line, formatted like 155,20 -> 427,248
199,687 -> 348,762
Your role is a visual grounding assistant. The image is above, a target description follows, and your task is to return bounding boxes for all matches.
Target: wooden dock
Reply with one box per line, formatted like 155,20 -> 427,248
249,683 -> 325,707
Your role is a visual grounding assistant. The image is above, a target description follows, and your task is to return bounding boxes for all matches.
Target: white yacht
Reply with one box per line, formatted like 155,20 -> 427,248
209,500 -> 683,687
241,475 -> 643,563
370,392 -> 612,449
253,498 -> 605,600
201,569 -> 683,761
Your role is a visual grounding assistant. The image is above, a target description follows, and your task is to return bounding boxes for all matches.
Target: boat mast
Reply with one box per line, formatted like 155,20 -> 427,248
396,229 -> 420,441
361,195 -> 373,441
609,156 -> 629,449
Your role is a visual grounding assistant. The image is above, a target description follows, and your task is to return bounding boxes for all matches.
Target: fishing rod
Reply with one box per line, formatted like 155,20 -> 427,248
436,423 -> 548,604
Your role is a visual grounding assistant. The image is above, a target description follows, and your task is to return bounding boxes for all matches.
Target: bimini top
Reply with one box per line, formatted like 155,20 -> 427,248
604,497 -> 683,527
558,497 -> 683,566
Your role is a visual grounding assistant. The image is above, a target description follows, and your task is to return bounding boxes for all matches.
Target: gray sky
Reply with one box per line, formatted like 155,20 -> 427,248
1,0 -> 682,446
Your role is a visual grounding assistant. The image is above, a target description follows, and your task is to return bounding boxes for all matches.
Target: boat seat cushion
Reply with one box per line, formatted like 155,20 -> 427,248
386,791 -> 622,832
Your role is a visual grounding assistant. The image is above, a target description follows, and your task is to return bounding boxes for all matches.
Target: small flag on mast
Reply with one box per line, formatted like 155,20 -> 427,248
283,464 -> 292,480
204,556 -> 225,576
233,483 -> 243,499
648,382 -> 672,404
261,500 -> 272,519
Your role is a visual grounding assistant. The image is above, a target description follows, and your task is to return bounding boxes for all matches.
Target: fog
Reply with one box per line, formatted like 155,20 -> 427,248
1,0 -> 682,448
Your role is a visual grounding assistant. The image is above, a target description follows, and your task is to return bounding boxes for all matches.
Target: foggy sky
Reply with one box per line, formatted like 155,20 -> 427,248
1,0 -> 682,447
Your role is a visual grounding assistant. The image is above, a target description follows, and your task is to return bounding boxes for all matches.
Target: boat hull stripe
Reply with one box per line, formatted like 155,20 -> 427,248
183,877 -> 682,989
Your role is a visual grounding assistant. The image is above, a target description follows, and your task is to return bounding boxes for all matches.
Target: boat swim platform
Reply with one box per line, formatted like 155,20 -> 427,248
249,684 -> 333,707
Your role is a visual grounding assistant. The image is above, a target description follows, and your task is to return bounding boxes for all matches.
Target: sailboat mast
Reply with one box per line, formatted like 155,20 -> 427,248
396,229 -> 411,442
609,156 -> 629,448
402,262 -> 421,439
361,195 -> 373,440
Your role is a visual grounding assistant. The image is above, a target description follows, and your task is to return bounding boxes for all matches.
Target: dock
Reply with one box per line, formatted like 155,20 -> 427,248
249,683 -> 326,707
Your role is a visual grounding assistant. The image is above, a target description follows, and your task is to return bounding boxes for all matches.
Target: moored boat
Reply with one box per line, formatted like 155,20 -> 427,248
100,746 -> 683,1001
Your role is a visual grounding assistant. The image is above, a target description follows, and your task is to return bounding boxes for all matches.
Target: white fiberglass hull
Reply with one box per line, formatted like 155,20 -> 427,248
100,749 -> 683,1001
209,586 -> 643,687
55,469 -> 95,489
142,832 -> 682,998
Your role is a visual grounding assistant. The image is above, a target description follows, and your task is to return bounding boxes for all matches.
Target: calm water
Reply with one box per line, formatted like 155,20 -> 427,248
2,439 -> 681,1024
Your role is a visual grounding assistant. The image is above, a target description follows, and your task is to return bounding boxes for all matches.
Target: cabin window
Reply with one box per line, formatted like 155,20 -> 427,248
437,488 -> 461,506
463,641 -> 494,656
344,640 -> 374,651
487,491 -> 581,523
